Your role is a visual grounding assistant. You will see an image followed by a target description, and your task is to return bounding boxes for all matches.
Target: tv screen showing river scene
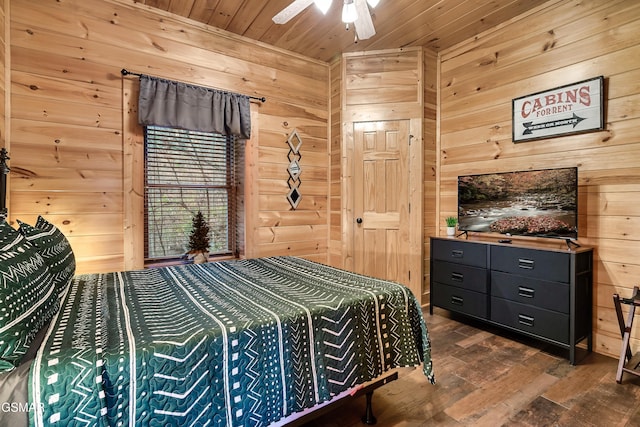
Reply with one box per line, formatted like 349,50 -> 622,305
458,167 -> 578,239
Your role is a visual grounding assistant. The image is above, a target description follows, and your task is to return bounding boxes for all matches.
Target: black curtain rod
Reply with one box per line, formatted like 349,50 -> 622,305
121,69 -> 266,103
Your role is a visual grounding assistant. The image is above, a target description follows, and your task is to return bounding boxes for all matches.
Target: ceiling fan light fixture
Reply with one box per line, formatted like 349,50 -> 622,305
366,0 -> 379,7
314,0 -> 332,15
342,0 -> 358,23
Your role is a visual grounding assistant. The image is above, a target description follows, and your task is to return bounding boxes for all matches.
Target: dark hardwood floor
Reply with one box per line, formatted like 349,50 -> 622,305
306,308 -> 640,426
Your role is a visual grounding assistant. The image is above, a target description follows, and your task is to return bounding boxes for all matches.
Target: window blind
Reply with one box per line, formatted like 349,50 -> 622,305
144,126 -> 237,260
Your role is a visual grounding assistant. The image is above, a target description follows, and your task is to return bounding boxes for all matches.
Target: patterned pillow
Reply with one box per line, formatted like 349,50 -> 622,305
0,219 -> 21,248
0,221 -> 59,373
17,216 -> 76,296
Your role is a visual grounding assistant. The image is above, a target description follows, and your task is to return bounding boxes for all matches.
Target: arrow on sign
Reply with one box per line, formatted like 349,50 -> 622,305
522,113 -> 586,135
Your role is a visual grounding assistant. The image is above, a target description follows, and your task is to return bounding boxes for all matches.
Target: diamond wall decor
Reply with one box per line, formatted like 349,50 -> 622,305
286,129 -> 302,209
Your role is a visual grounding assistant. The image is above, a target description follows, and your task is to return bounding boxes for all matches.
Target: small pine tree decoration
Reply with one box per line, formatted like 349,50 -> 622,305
188,211 -> 210,263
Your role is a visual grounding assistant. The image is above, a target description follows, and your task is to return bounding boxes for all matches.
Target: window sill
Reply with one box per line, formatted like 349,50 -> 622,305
145,254 -> 239,269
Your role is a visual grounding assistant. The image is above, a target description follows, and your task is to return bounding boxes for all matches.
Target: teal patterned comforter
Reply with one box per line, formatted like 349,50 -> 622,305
29,256 -> 434,426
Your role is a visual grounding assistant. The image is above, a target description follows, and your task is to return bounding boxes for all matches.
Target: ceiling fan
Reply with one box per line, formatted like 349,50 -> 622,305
273,0 -> 380,41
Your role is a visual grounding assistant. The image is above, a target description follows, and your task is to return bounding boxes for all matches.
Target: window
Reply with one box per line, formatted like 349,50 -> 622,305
144,125 -> 242,261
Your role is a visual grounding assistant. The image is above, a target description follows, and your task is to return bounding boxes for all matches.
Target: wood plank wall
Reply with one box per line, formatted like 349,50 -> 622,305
423,48 -> 438,306
0,0 -> 6,154
437,0 -> 640,359
328,57 -> 342,267
6,0 -> 329,273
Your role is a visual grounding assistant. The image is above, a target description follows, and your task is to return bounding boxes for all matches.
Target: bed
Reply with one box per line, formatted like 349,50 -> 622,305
0,149 -> 434,426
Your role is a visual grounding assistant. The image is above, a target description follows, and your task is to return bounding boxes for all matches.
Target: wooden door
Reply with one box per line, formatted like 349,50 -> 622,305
353,120 -> 410,285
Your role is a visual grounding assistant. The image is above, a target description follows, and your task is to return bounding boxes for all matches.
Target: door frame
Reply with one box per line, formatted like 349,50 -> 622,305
341,117 -> 424,303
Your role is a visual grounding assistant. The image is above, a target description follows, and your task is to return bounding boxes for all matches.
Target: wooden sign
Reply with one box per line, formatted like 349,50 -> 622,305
512,76 -> 604,143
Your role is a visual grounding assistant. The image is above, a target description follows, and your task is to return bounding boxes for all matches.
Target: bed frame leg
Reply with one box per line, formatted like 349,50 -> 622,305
361,391 -> 377,425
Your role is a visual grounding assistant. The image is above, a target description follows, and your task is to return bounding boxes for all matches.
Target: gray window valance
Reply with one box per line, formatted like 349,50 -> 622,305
137,75 -> 251,139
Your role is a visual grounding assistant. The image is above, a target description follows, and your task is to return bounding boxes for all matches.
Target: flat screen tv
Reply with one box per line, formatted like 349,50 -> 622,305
458,167 -> 578,240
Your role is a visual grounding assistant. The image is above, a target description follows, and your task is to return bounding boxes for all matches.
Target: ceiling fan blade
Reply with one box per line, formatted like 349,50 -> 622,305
354,0 -> 376,40
273,0 -> 316,24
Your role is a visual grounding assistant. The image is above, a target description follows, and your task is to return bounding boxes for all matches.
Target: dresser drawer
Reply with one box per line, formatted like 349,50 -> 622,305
491,271 -> 569,313
432,283 -> 487,319
431,239 -> 487,268
490,297 -> 569,344
432,260 -> 488,293
490,246 -> 569,283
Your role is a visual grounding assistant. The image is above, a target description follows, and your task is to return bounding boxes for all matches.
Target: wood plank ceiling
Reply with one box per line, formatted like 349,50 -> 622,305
134,0 -> 551,62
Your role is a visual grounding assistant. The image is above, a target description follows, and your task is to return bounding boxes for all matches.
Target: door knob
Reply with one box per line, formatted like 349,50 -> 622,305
356,217 -> 363,224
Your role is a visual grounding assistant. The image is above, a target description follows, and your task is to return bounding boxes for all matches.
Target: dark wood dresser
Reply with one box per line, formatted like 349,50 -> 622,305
429,236 -> 593,364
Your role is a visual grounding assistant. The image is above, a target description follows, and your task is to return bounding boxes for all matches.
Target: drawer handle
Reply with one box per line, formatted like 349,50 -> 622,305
518,314 -> 535,327
518,286 -> 535,298
451,295 -> 464,306
451,250 -> 464,258
451,272 -> 464,282
518,258 -> 535,270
